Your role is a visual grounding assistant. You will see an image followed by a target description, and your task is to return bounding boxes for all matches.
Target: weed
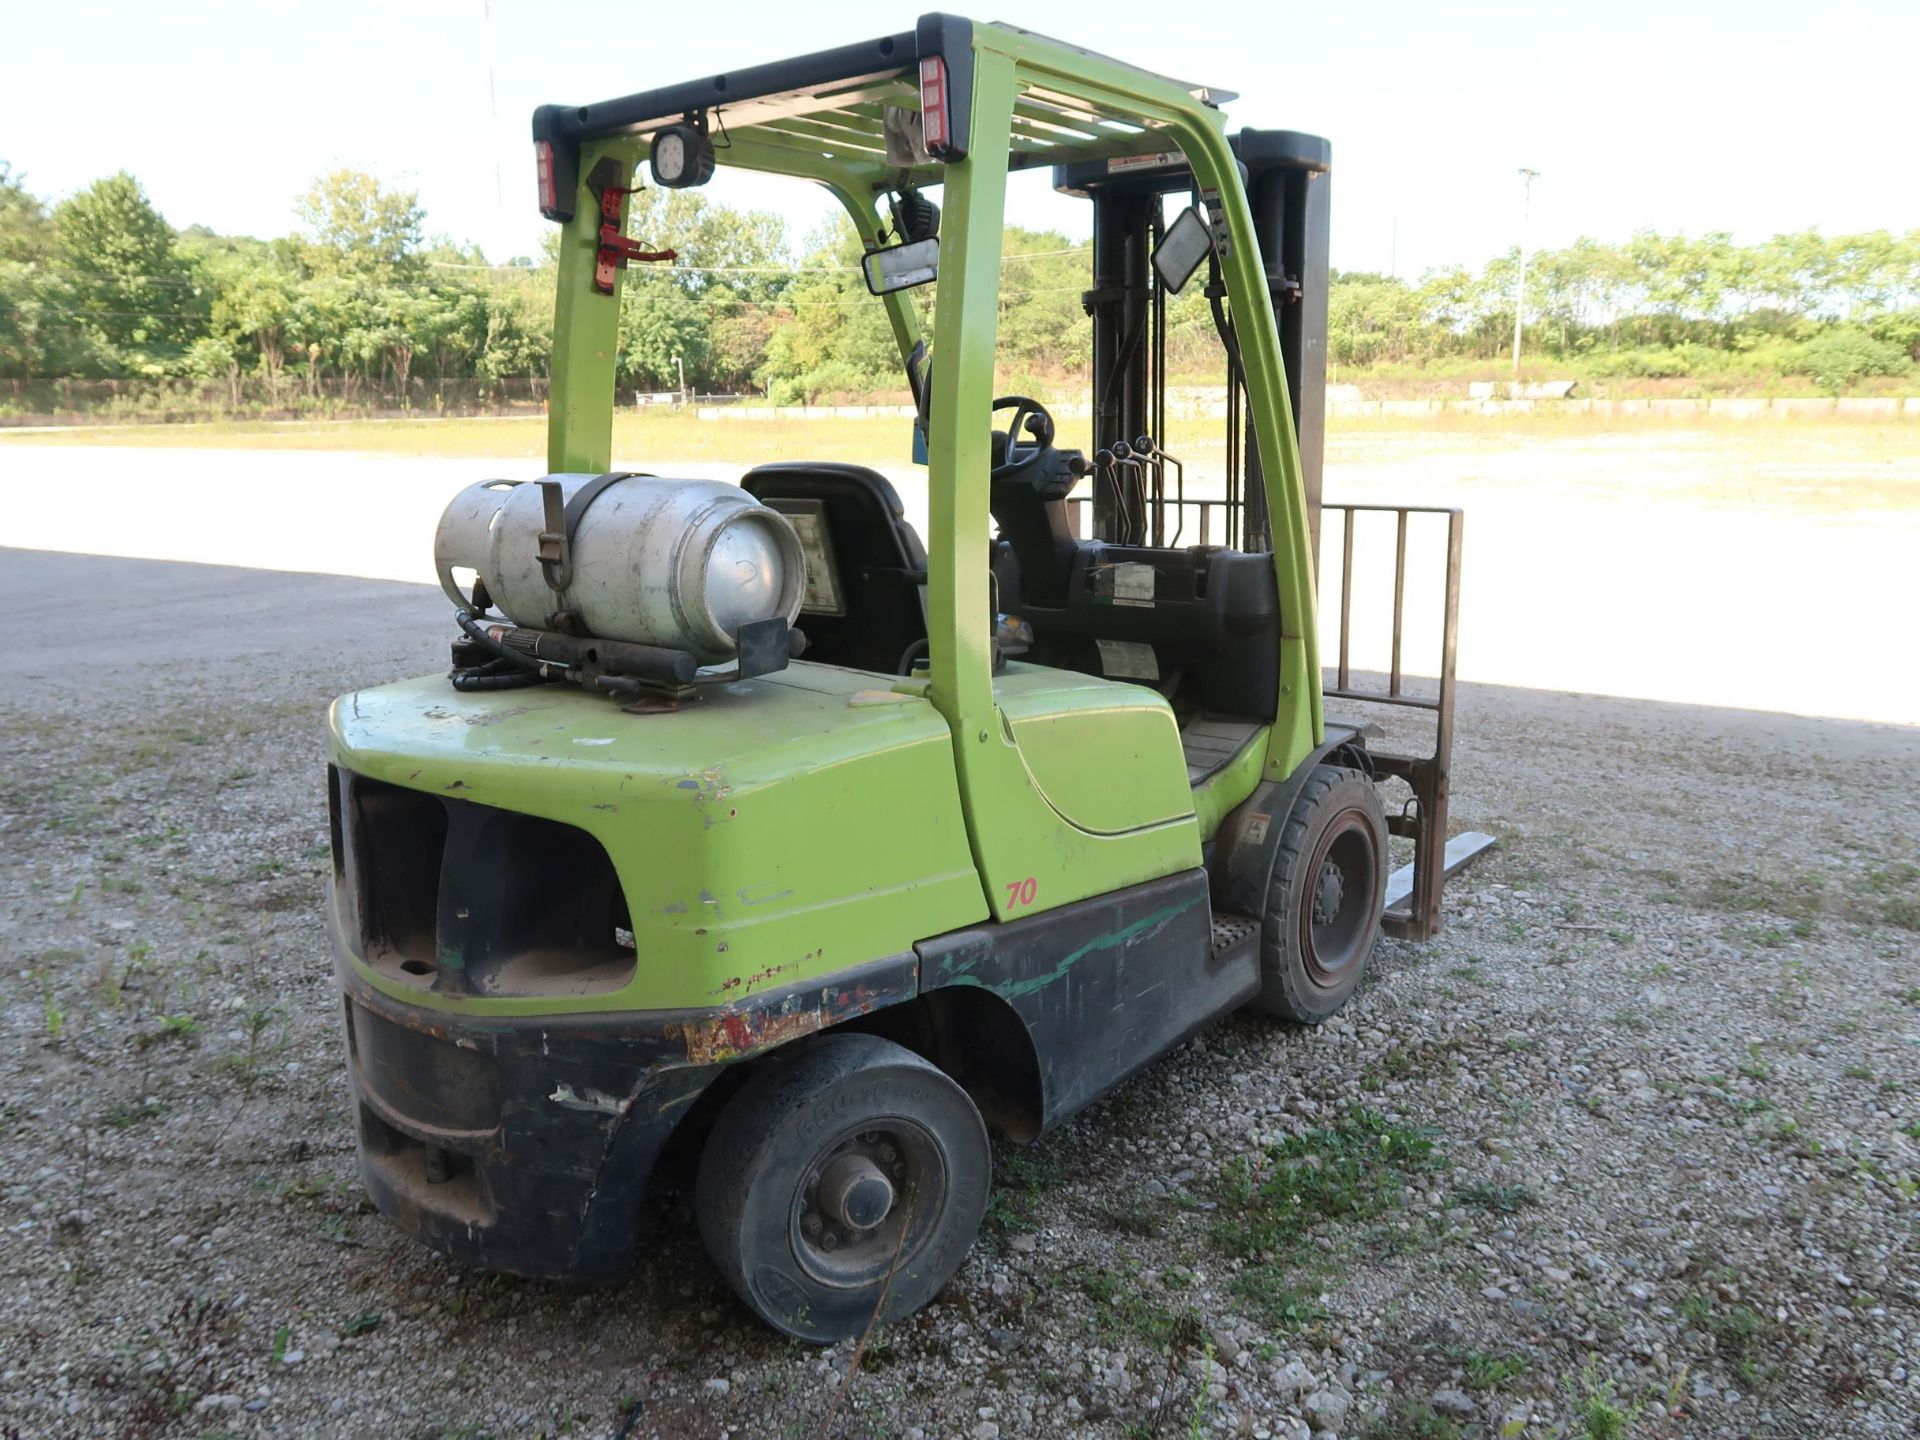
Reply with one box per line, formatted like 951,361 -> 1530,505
339,1312 -> 382,1337
1884,897 -> 1920,931
1452,1181 -> 1534,1214
122,1297 -> 237,1438
1569,1366 -> 1637,1440
1090,1194 -> 1163,1239
39,972 -> 66,1042
1227,1265 -> 1326,1330
1079,1265 -> 1193,1347
1858,861 -> 1919,894
102,1099 -> 166,1129
1461,1348 -> 1530,1390
222,1004 -> 289,1087
1701,869 -> 1825,920
1186,1343 -> 1215,1439
1842,1063 -> 1873,1081
1215,1109 -> 1441,1260
982,1140 -> 1063,1237
1358,1399 -> 1463,1439
1900,1119 -> 1920,1140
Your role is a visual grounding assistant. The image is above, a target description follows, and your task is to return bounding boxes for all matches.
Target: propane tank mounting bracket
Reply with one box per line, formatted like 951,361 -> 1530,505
536,472 -> 646,631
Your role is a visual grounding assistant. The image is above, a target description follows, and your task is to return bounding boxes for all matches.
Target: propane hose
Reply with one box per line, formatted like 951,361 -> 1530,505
449,610 -> 556,692
449,610 -> 653,701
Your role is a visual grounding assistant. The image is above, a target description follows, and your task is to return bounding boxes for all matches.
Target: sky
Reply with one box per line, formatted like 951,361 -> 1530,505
2,0 -> 1914,277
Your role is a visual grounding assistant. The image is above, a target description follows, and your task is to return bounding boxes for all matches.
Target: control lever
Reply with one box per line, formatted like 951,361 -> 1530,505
1119,435 -> 1191,546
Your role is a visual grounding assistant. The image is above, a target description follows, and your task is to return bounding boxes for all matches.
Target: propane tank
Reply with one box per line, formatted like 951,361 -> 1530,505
434,474 -> 805,663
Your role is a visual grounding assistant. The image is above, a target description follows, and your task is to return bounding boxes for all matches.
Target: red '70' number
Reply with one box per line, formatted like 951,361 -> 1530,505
1004,876 -> 1038,908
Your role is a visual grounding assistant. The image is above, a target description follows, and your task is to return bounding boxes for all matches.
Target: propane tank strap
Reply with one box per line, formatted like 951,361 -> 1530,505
537,471 -> 654,621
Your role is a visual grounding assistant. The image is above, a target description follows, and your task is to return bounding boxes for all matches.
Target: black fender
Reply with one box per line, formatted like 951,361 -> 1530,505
1211,726 -> 1371,918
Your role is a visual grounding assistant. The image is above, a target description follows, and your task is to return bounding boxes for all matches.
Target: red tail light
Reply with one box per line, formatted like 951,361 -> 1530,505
919,56 -> 949,153
535,140 -> 558,215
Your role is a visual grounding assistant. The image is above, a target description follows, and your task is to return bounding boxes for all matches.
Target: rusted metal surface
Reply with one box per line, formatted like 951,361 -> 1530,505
1319,504 -> 1477,941
672,958 -> 917,1066
333,952 -> 918,1281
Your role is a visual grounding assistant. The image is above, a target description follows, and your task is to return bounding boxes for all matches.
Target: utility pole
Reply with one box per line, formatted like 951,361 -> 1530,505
1511,168 -> 1540,380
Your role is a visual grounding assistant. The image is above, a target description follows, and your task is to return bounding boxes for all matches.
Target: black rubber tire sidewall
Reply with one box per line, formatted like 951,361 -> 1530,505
694,1033 -> 990,1343
1253,764 -> 1389,1025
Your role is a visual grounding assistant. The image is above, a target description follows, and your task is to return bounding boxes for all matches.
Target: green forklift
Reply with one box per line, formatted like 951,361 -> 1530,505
326,15 -> 1489,1342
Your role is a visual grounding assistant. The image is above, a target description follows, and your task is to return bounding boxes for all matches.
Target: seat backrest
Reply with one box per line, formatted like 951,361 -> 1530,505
742,463 -> 927,674
1016,543 -> 1281,720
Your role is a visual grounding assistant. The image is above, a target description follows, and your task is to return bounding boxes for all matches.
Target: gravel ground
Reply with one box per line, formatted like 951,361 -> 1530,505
1,546 -> 1916,1440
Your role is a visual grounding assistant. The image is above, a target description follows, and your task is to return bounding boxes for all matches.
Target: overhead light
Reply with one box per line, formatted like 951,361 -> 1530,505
651,122 -> 716,189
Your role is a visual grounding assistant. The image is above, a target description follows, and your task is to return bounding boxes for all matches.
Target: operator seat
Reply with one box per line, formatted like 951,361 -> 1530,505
742,463 -> 927,674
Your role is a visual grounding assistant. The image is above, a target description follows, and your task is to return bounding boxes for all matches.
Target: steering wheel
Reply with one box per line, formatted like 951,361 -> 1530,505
991,395 -> 1057,479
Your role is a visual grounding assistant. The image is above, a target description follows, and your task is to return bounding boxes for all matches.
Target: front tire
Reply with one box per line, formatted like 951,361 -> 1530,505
1252,764 -> 1388,1024
695,1033 -> 991,1342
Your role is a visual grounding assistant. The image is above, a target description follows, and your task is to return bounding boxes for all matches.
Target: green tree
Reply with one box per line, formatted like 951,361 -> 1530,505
52,171 -> 201,371
295,170 -> 425,279
0,160 -> 53,263
206,246 -> 297,399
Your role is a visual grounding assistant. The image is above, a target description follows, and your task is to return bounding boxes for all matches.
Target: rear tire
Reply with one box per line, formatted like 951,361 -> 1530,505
1252,764 -> 1388,1024
695,1033 -> 990,1343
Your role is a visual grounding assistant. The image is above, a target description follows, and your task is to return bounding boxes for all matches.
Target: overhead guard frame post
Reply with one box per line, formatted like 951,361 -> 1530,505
537,14 -> 1328,787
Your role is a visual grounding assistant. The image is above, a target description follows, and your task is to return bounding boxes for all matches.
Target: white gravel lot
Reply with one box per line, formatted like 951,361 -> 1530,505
0,434 -> 1915,1440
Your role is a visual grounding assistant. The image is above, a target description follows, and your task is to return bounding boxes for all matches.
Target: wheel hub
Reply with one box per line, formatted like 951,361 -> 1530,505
1312,858 -> 1346,927
817,1153 -> 895,1231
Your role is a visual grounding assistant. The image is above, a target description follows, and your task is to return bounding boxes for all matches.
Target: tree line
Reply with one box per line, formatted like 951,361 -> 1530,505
2,159 -> 1915,418
1331,229 -> 1920,392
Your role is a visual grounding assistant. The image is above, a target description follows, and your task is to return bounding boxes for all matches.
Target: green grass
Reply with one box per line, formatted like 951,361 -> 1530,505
1226,1265 -> 1327,1331
1460,1349 -> 1530,1390
1679,1292 -> 1765,1361
981,1140 -> 1064,1237
1079,1265 -> 1196,1348
1452,1181 -> 1535,1214
1214,1109 -> 1442,1260
1700,869 -> 1826,920
1358,1400 -> 1464,1440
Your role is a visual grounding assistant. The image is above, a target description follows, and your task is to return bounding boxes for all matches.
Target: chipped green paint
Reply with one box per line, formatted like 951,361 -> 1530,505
932,897 -> 1200,1000
330,665 -> 988,1015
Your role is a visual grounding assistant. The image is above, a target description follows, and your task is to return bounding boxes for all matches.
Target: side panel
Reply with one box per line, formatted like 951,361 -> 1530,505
996,666 -> 1194,835
917,869 -> 1256,1134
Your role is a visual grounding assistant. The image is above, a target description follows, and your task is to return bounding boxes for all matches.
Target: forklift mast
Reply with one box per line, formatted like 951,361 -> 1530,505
1055,131 -> 1332,560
